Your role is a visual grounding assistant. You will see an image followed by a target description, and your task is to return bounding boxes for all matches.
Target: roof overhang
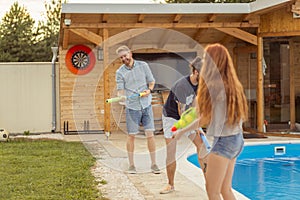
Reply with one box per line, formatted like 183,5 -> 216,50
61,0 -> 291,14
250,0 -> 291,13
59,0 -> 294,49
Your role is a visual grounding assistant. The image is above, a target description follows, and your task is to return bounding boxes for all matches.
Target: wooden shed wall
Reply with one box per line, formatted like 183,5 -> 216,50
260,7 -> 300,36
59,40 -> 247,132
60,46 -> 103,132
59,44 -> 125,132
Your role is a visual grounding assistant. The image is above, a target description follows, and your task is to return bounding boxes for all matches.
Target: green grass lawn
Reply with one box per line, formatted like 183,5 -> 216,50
0,139 -> 106,200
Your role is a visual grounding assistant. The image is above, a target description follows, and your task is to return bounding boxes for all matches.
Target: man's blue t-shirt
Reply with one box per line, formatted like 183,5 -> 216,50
163,75 -> 198,120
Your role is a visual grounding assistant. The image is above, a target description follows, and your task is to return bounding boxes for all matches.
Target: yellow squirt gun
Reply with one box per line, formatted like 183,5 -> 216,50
171,107 -> 211,151
171,107 -> 197,132
106,92 -> 147,103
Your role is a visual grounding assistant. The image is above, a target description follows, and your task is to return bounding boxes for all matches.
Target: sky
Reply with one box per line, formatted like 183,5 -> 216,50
0,0 -> 163,23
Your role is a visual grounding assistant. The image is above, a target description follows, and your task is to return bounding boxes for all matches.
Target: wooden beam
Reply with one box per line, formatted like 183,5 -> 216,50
103,28 -> 110,133
259,31 -> 300,37
105,28 -> 152,47
241,13 -> 259,23
102,14 -> 108,23
257,36 -> 264,132
289,39 -> 296,130
233,46 -> 237,72
69,28 -> 103,46
215,27 -> 258,45
292,0 -> 300,15
208,14 -> 217,22
173,14 -> 182,23
137,14 -> 145,23
64,22 -> 259,29
242,14 -> 250,22
62,29 -> 69,50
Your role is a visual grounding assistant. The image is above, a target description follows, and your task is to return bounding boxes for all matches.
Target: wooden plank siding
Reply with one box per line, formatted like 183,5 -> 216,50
259,7 -> 300,37
59,46 -> 105,132
59,43 -> 125,132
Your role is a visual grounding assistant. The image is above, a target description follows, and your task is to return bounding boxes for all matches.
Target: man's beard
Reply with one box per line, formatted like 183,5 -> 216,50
123,57 -> 131,65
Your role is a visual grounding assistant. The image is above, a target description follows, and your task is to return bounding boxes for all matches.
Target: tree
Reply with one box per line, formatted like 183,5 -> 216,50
34,0 -> 65,61
165,0 -> 255,3
0,2 -> 36,62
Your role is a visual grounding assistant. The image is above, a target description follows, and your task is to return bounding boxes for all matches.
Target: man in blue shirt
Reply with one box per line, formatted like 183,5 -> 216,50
115,45 -> 160,174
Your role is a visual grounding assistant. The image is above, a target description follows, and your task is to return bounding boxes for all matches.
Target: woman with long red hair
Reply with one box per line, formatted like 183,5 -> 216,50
174,43 -> 248,200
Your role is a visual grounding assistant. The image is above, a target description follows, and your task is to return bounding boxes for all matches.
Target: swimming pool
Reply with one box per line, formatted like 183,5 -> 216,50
187,142 -> 300,199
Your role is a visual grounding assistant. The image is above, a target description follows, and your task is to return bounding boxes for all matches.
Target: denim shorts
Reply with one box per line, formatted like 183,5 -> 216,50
162,114 -> 194,139
126,105 -> 155,134
211,133 -> 244,159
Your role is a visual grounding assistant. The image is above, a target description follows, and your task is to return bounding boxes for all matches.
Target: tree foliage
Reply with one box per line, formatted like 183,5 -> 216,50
0,0 -> 64,62
0,2 -> 36,62
165,0 -> 255,3
34,0 -> 64,61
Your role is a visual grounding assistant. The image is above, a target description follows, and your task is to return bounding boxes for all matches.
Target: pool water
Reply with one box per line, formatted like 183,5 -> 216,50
187,143 -> 300,199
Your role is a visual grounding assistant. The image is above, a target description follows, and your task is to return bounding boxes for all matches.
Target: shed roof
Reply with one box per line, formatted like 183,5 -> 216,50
59,0 -> 294,49
61,0 -> 290,14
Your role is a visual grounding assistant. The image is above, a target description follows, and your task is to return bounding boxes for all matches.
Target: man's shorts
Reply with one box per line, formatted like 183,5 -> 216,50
126,105 -> 155,135
211,133 -> 244,159
162,114 -> 195,139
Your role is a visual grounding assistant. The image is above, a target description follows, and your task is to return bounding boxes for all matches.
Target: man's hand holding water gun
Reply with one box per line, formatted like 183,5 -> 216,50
106,88 -> 151,103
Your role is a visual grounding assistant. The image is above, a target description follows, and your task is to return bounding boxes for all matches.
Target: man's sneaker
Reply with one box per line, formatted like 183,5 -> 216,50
151,164 -> 161,174
160,184 -> 175,194
126,165 -> 137,174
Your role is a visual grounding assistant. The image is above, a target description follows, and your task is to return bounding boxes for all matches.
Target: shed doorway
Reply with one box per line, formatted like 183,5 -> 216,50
264,40 -> 290,131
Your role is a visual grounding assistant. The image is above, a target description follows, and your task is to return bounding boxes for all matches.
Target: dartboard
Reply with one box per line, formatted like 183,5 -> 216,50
65,45 -> 96,75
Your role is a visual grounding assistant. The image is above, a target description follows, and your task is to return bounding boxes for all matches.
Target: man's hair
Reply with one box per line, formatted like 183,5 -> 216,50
116,45 -> 131,55
190,56 -> 202,73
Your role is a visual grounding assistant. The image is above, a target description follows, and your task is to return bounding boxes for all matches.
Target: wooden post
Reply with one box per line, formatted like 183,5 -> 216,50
103,28 -> 111,133
233,46 -> 238,72
289,39 -> 296,130
257,36 -> 264,132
